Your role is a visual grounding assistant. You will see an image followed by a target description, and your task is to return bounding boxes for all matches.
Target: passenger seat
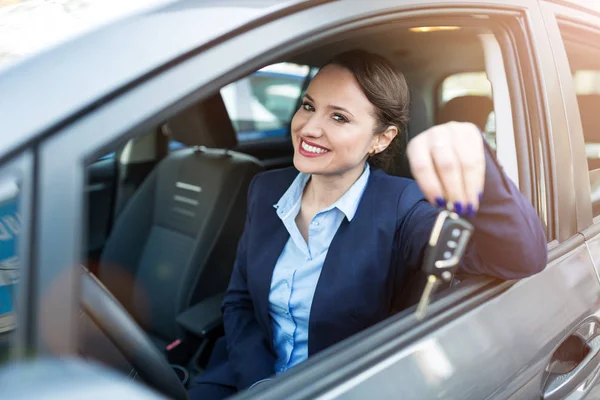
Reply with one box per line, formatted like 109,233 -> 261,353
437,95 -> 493,132
98,93 -> 263,350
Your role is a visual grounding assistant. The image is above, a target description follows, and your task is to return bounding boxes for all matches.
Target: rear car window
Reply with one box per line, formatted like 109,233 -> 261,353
558,27 -> 600,217
221,62 -> 314,142
572,70 -> 600,168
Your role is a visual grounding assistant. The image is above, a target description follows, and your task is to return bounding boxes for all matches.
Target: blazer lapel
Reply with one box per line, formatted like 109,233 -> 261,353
308,170 -> 379,354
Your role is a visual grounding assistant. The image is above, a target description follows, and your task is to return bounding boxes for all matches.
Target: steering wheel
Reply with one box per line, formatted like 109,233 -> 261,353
80,266 -> 189,400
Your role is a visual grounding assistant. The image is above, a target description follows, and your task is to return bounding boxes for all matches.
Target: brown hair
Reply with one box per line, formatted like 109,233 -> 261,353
322,50 -> 410,171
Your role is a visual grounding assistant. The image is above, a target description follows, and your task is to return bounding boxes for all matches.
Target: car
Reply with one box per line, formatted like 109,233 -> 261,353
2,0 -> 600,398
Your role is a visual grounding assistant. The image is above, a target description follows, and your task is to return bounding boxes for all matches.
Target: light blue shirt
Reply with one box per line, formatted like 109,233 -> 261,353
269,163 -> 370,374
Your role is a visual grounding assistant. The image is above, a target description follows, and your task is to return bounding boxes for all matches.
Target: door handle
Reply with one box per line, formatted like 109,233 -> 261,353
543,334 -> 600,400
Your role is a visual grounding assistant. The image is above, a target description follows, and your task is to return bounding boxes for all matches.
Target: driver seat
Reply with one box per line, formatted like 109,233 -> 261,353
98,93 -> 263,349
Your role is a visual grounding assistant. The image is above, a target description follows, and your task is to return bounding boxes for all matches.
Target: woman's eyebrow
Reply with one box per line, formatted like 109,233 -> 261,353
304,93 -> 355,118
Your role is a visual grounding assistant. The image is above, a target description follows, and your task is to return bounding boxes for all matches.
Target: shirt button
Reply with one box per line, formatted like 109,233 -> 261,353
312,220 -> 319,226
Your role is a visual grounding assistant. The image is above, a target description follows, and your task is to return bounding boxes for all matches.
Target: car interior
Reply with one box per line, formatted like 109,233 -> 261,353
80,22 -> 500,398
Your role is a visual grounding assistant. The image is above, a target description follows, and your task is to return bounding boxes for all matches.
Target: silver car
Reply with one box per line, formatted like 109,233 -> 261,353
1,0 -> 600,399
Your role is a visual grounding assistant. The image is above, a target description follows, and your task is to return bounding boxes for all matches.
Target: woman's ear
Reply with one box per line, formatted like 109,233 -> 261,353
374,126 -> 398,154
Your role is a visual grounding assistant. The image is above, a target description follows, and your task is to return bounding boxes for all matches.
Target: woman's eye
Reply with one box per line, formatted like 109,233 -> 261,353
302,102 -> 314,111
332,113 -> 348,123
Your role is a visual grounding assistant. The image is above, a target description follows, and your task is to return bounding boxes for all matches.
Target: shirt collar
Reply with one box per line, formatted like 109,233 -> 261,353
273,163 -> 370,222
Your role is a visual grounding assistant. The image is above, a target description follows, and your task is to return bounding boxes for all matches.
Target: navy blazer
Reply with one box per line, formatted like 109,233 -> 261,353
198,146 -> 547,390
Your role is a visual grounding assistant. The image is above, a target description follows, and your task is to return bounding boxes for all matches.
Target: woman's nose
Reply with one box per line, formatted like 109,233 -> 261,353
300,114 -> 324,138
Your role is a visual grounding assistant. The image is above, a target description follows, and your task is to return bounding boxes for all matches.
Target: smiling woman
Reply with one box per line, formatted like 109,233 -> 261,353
293,50 -> 409,176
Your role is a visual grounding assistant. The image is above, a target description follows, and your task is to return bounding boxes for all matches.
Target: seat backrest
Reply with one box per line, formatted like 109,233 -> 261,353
437,95 -> 493,132
99,94 -> 262,344
389,87 -> 431,179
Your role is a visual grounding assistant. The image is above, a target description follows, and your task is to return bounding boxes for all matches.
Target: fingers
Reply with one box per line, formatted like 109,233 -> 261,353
428,126 -> 467,213
448,122 -> 485,212
408,122 -> 486,217
407,131 -> 445,207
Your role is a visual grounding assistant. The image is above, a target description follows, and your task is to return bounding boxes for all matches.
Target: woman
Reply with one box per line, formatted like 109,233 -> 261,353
189,50 -> 547,399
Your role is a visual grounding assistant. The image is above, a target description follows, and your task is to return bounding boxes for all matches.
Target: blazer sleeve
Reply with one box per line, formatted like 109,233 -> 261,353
397,140 -> 548,280
221,174 -> 276,390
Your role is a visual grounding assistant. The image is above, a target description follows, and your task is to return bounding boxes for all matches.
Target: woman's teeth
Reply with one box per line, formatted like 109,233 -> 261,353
301,141 -> 328,154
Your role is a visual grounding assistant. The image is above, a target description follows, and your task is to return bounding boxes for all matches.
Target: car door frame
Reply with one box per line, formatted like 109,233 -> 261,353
538,3 -> 600,397
8,0 -> 590,398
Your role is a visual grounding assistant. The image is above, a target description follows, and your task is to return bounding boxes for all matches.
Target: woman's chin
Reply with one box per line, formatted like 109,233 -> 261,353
293,154 -> 327,174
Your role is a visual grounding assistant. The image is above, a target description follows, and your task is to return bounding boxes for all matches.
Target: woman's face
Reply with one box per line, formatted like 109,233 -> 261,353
290,64 -> 380,177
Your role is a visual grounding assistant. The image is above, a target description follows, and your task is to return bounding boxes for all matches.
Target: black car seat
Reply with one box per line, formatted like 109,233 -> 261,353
390,87 -> 431,179
437,95 -> 494,132
98,93 -> 263,349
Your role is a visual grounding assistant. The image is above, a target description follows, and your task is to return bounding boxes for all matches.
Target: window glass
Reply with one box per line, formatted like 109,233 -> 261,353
0,178 -> 21,365
220,62 -> 311,142
573,70 -> 600,95
559,33 -> 600,216
573,70 -> 600,170
439,72 -> 496,150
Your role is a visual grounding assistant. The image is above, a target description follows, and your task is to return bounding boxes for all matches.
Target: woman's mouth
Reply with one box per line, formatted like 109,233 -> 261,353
299,139 -> 330,158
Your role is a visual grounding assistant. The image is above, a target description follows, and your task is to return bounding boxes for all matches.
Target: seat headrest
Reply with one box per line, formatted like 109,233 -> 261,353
578,94 -> 600,143
167,93 -> 237,149
437,95 -> 493,131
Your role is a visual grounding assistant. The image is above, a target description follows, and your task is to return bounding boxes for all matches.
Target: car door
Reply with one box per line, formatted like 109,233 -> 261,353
539,1 -> 600,398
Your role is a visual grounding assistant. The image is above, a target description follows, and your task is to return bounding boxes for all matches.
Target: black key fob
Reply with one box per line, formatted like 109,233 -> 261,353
422,210 -> 474,282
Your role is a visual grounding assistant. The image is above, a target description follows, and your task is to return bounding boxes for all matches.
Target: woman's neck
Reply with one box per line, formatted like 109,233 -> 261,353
303,163 -> 366,211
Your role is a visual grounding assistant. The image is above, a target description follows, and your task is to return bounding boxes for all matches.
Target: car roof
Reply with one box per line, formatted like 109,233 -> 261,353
0,0 -> 319,162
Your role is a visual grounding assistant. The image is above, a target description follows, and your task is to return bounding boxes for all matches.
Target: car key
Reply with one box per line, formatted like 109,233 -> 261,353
415,210 -> 474,320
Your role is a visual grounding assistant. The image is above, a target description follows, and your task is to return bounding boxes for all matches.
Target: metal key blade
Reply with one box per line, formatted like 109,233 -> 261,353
415,275 -> 440,320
